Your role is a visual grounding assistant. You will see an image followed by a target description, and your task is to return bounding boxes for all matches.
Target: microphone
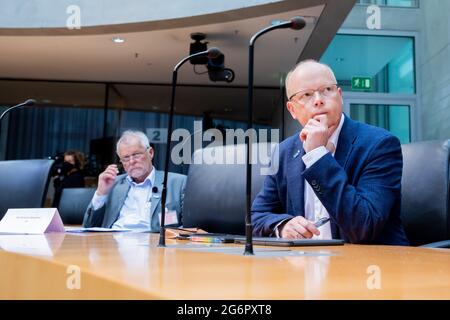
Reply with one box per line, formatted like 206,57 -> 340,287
272,16 -> 306,30
0,99 -> 36,122
159,47 -> 223,247
0,100 -> 36,152
290,16 -> 307,30
152,186 -> 158,193
207,47 -> 222,59
174,47 -> 223,70
243,17 -> 306,256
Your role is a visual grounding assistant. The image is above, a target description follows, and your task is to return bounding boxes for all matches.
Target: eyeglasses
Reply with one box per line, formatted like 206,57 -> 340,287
289,84 -> 338,104
120,151 -> 146,163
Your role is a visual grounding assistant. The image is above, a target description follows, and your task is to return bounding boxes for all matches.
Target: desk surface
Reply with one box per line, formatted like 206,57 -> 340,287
0,232 -> 449,299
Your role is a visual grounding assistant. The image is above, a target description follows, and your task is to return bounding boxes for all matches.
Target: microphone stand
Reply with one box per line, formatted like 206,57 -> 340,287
244,17 -> 306,255
159,48 -> 222,247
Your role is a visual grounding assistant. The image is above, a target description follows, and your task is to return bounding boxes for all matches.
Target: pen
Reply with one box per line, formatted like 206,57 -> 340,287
314,217 -> 330,228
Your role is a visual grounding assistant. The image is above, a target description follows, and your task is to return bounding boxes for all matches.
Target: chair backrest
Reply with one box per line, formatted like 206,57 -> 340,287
183,143 -> 277,235
401,139 -> 450,246
0,159 -> 54,219
58,187 -> 96,225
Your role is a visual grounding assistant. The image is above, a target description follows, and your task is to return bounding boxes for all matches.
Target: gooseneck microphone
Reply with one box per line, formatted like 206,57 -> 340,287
159,48 -> 223,247
0,99 -> 36,123
272,16 -> 306,30
0,99 -> 37,147
244,17 -> 306,255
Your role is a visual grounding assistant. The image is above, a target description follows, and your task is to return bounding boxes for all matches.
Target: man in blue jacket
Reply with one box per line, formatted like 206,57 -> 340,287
251,60 -> 409,245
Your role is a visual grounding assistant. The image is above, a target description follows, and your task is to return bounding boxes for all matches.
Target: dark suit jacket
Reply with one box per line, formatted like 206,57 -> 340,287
82,170 -> 186,232
251,114 -> 409,245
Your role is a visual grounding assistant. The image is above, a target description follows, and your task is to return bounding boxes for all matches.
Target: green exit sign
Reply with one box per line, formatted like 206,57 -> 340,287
352,77 -> 372,90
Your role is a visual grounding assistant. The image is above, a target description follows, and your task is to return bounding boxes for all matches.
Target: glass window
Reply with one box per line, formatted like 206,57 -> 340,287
350,103 -> 411,143
117,110 -> 272,174
3,105 -> 108,159
357,0 -> 419,7
0,80 -> 277,175
321,34 -> 415,94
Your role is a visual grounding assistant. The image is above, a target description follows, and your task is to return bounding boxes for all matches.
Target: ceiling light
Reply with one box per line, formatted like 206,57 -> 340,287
112,37 -> 125,43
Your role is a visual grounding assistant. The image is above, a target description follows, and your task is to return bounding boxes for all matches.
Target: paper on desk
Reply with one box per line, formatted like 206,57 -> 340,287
65,227 -> 133,233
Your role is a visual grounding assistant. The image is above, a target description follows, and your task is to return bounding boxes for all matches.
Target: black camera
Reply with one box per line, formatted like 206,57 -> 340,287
207,53 -> 235,83
189,32 -> 235,83
208,67 -> 235,83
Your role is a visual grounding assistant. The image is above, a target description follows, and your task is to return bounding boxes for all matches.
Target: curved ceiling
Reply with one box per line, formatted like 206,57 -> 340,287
1,0 -> 285,30
0,0 -> 356,124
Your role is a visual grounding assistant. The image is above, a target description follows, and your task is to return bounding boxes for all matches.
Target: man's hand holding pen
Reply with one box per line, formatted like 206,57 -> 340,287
279,216 -> 330,239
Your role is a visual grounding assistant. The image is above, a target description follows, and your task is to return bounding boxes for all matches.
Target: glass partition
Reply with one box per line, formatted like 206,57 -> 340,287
350,103 -> 411,143
321,34 -> 415,94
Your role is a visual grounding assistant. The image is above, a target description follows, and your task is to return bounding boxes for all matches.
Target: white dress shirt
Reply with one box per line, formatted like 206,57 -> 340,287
91,168 -> 156,231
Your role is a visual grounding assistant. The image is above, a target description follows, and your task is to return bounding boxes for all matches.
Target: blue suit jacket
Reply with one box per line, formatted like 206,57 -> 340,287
251,115 -> 409,245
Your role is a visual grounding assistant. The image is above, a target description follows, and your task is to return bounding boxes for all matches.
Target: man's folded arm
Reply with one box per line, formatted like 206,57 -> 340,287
303,134 -> 402,243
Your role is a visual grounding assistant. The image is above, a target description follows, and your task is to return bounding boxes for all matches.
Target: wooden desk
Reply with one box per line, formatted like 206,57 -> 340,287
0,233 -> 449,299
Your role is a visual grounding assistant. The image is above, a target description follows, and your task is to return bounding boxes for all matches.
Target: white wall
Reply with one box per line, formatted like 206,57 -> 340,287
418,0 -> 450,140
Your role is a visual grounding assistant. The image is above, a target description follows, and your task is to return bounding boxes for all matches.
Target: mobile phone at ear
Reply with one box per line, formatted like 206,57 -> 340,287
117,162 -> 125,174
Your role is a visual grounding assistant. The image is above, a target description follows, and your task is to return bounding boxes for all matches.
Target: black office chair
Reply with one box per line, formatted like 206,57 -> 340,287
0,159 -> 54,219
58,187 -> 96,225
401,139 -> 450,248
183,143 -> 276,234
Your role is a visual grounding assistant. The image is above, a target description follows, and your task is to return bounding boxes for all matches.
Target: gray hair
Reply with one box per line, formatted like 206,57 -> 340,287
285,59 -> 337,99
116,130 -> 150,154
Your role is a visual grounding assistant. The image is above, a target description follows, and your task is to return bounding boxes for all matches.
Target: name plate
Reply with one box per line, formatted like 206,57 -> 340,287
0,208 -> 65,234
158,207 -> 179,226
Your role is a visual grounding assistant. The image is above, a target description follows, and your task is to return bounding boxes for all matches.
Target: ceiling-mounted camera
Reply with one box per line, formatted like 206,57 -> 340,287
207,53 -> 235,83
189,32 -> 208,65
189,32 -> 235,83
